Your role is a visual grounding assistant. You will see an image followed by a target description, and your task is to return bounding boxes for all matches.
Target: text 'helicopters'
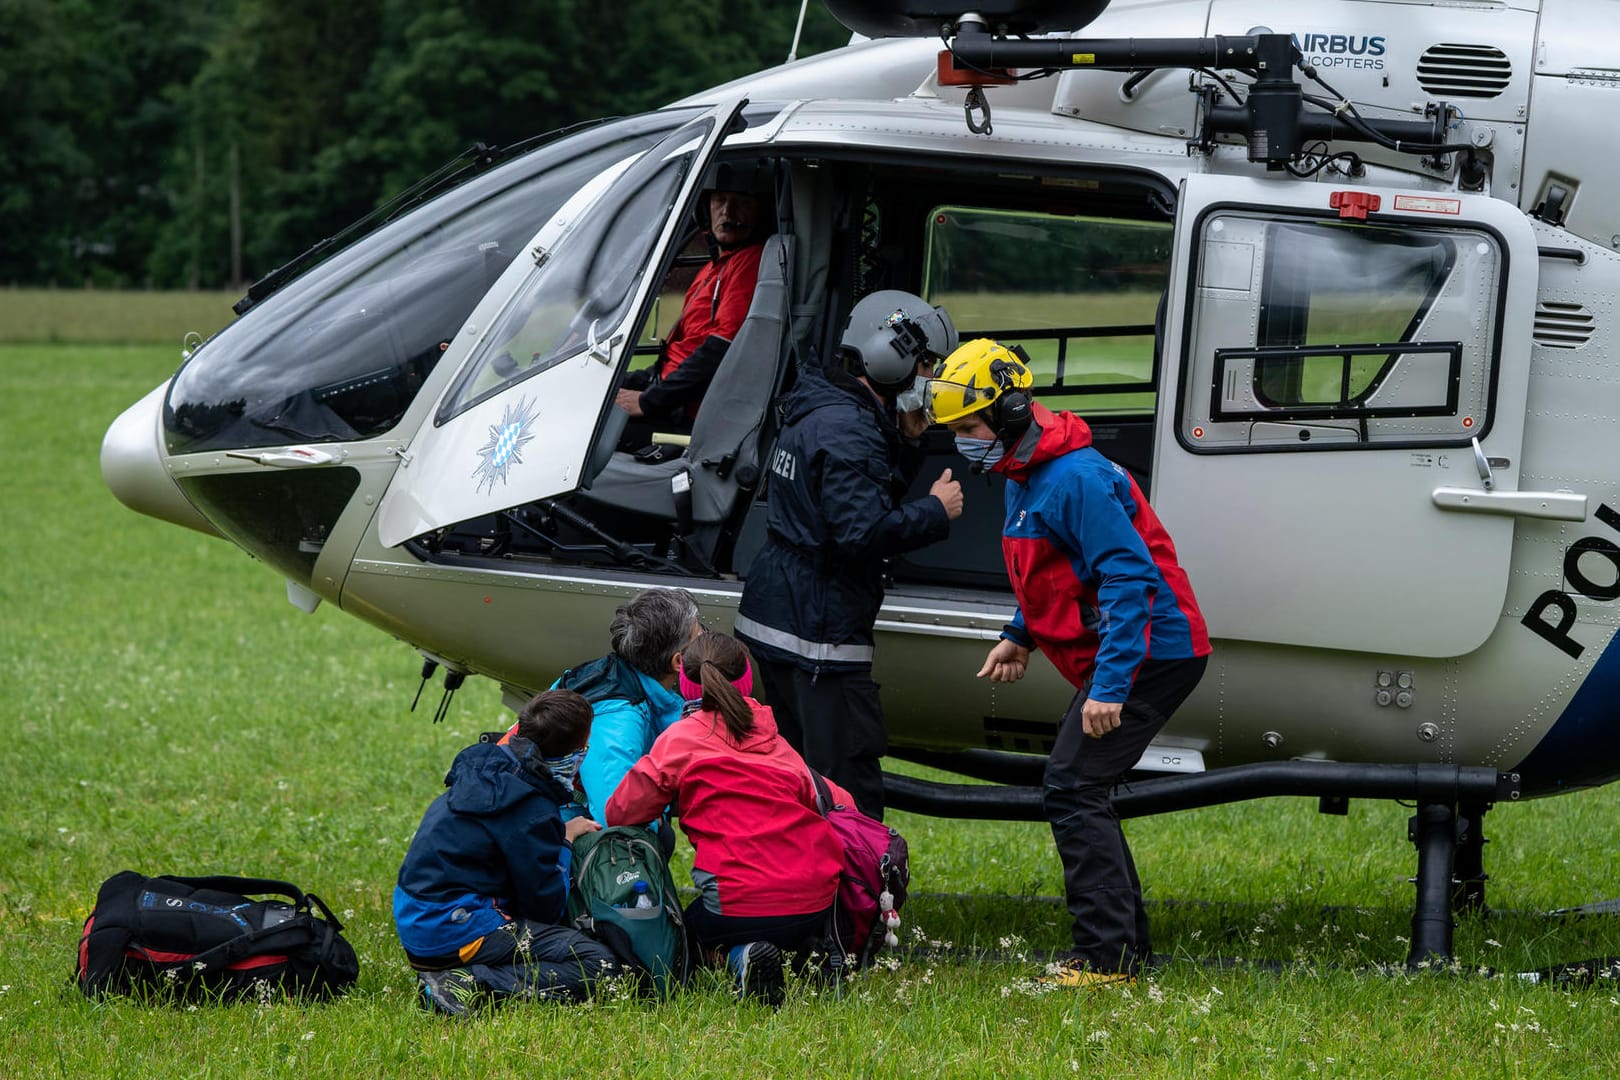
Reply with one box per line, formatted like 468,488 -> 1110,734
104,0 -> 1620,963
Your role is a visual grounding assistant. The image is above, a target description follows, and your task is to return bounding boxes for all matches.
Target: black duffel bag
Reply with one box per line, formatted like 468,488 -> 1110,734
76,871 -> 359,1002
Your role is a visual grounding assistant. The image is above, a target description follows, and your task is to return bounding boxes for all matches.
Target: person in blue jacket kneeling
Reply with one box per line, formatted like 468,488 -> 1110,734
395,689 -> 620,1015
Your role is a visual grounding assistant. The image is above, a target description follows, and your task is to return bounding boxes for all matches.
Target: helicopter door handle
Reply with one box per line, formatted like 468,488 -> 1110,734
225,446 -> 337,468
1431,487 -> 1588,522
585,319 -> 624,366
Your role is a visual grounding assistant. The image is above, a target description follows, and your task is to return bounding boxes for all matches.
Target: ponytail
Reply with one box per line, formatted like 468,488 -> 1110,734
699,659 -> 754,741
679,631 -> 755,742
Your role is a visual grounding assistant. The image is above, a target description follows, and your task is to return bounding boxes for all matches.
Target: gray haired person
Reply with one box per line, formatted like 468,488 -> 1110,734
500,587 -> 702,823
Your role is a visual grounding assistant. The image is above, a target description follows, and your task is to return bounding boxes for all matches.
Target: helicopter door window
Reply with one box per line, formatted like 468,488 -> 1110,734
435,116 -> 716,423
1180,213 -> 1502,451
922,206 -> 1171,417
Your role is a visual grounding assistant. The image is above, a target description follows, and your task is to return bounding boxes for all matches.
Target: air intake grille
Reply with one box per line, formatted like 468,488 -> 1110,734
1533,301 -> 1594,350
1416,44 -> 1512,98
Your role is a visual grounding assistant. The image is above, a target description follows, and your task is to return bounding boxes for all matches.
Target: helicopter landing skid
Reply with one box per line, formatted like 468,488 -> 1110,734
883,758 -> 1520,969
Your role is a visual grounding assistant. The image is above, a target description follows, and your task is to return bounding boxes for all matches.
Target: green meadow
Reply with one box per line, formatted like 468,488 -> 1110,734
2,299 -> 1619,1077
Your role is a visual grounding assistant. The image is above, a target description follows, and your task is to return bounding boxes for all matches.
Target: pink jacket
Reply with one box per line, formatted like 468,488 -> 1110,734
605,700 -> 851,918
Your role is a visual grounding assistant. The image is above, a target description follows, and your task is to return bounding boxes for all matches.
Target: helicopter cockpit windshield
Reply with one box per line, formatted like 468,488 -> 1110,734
435,115 -> 717,424
160,112 -> 693,457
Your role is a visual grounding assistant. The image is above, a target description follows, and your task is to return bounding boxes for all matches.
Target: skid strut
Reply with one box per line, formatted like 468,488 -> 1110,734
1408,801 -> 1458,967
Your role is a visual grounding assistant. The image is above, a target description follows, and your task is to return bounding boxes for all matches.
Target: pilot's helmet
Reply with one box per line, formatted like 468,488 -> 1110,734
694,158 -> 774,232
839,290 -> 958,393
925,338 -> 1034,431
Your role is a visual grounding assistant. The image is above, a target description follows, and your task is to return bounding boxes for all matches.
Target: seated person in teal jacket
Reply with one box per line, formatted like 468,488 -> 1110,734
501,587 -> 701,827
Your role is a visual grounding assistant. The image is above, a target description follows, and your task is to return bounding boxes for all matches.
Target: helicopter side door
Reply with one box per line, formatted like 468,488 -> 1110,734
1151,174 -> 1541,658
375,98 -> 747,548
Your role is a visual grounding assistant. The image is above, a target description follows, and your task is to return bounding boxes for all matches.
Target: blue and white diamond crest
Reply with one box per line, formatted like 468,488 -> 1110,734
472,397 -> 540,494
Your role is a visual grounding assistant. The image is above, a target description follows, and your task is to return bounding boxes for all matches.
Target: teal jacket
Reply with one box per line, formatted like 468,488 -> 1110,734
504,653 -> 684,822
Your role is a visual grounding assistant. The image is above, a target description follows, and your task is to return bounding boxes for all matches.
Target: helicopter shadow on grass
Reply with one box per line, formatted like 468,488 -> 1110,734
896,891 -> 1620,984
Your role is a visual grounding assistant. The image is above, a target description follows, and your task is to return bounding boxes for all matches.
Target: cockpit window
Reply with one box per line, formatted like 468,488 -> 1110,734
162,111 -> 693,455
436,114 -> 717,423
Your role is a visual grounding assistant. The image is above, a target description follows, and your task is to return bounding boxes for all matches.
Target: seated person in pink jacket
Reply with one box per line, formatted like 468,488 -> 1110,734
605,631 -> 853,1006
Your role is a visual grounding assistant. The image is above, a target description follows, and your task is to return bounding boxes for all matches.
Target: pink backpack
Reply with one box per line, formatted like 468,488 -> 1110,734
810,772 -> 910,967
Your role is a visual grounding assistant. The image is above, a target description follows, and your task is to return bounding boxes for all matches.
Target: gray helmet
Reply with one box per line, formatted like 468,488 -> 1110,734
840,290 -> 958,392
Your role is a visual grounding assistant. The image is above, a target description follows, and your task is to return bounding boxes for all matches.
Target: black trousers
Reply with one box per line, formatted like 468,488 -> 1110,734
407,919 -> 620,1002
684,900 -> 833,954
1044,655 -> 1208,974
754,658 -> 888,820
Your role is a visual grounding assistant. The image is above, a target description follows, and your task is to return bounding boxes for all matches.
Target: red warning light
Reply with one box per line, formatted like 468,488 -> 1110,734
1329,191 -> 1381,221
936,50 -> 1016,87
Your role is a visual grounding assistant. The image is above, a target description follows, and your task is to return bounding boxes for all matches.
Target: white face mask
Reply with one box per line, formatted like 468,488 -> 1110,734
954,434 -> 1005,469
894,384 -> 925,414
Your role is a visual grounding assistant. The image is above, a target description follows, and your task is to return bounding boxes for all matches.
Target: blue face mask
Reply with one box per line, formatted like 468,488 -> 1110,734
954,434 -> 1005,469
542,748 -> 586,792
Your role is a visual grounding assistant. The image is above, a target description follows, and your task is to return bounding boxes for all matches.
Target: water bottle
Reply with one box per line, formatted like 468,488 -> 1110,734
632,881 -> 654,909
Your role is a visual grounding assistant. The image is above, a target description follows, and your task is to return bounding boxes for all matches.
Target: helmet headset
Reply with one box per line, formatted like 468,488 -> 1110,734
838,290 -> 959,395
926,338 -> 1035,442
693,159 -> 774,243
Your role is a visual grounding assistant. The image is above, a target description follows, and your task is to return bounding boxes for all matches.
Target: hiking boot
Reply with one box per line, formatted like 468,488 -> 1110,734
417,968 -> 479,1016
727,942 -> 785,1006
1036,958 -> 1137,991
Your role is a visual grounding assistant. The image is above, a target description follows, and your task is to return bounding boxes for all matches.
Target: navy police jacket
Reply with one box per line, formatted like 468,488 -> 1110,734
393,739 -> 573,958
736,365 -> 950,673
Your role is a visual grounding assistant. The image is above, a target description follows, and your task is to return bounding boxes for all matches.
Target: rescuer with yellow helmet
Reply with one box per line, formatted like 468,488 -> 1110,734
927,337 -> 1212,990
925,338 -> 1037,472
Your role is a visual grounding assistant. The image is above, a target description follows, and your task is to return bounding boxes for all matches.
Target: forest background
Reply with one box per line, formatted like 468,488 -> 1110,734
1,0 -> 848,292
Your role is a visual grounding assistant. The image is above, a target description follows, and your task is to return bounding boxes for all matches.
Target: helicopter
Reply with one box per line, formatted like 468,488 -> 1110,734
102,0 -> 1620,966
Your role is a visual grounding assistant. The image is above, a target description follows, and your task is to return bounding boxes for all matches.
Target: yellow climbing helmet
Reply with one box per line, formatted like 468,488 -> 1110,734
925,338 -> 1034,425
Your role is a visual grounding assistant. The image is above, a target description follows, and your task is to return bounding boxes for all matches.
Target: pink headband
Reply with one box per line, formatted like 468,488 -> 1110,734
678,658 -> 753,703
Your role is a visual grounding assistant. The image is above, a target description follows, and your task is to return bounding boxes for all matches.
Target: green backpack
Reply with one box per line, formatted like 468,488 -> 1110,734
568,825 -> 688,995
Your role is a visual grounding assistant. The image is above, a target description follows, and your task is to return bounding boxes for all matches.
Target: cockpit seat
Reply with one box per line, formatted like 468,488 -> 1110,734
576,232 -> 793,526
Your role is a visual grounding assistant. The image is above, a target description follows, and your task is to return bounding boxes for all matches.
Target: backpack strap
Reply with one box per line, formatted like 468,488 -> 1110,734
152,875 -> 307,906
150,876 -> 346,931
808,768 -> 838,815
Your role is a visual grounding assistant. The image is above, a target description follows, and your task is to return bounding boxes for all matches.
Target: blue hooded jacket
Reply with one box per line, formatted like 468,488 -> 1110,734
393,739 -> 574,959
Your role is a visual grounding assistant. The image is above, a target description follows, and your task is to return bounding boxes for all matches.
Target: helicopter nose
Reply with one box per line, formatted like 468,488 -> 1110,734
101,382 -> 221,538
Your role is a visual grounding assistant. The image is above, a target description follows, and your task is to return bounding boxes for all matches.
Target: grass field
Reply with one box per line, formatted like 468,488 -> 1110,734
0,289 -> 240,345
4,342 -> 1620,1078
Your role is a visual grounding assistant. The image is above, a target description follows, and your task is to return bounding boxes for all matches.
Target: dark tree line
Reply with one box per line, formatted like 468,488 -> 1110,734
1,0 -> 847,289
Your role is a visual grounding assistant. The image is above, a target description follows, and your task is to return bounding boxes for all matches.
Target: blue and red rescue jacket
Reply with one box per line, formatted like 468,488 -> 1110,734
994,404 -> 1210,702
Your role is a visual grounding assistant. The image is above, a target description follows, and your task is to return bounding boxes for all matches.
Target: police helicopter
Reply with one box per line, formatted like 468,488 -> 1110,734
103,0 -> 1620,967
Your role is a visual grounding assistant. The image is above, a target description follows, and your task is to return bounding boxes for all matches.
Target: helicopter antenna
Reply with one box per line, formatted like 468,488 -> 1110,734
787,0 -> 810,63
